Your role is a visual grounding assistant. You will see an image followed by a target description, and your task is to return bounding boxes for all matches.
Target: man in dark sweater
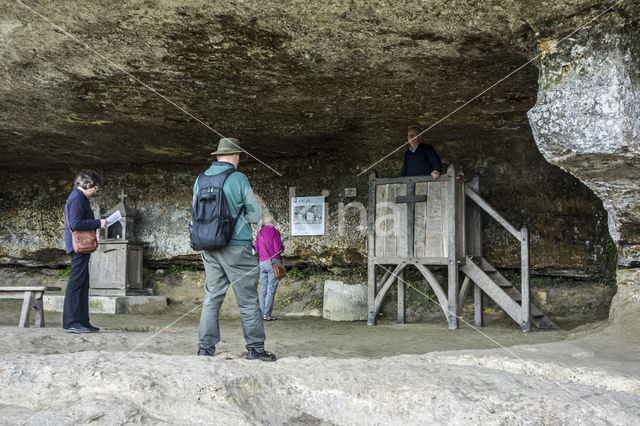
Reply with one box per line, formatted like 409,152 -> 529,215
401,126 -> 442,178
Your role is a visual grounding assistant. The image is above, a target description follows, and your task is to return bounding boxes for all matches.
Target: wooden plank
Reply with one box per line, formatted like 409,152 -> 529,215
397,270 -> 406,324
374,184 -> 387,257
447,165 -> 459,329
414,182 -> 427,257
425,181 -> 445,258
0,287 -> 61,292
382,183 -> 397,257
368,171 -> 377,261
415,264 -> 449,318
395,184 -> 408,258
465,185 -> 476,257
368,173 -> 378,325
456,176 -> 466,261
521,226 -> 531,332
424,182 -> 439,256
0,290 -> 54,300
474,284 -> 484,326
464,186 -> 521,239
367,260 -> 377,325
0,292 -> 33,300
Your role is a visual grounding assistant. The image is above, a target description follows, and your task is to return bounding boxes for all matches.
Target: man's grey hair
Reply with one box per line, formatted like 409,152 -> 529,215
75,170 -> 102,189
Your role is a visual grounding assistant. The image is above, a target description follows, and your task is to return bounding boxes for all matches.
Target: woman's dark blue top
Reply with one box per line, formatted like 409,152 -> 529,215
64,188 -> 101,254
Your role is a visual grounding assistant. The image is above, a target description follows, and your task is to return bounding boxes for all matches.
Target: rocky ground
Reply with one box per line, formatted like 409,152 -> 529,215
1,299 -> 639,425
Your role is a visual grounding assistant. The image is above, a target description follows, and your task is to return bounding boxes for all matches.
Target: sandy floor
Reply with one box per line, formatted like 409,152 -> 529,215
2,300 -> 640,424
1,300 -> 589,359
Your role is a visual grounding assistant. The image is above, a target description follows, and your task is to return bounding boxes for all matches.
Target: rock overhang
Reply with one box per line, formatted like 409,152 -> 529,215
2,0 -> 616,169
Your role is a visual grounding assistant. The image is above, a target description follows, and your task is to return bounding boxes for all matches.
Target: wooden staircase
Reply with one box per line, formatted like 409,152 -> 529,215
367,167 -> 559,331
461,256 -> 559,330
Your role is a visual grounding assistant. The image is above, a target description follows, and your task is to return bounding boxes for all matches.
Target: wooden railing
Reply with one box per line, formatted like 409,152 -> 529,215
464,185 -> 531,331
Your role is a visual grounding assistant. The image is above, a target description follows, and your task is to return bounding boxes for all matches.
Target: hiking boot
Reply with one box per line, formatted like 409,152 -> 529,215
197,346 -> 216,356
247,348 -> 277,362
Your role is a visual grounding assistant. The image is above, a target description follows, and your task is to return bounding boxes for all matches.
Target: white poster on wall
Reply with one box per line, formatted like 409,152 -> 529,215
290,196 -> 326,236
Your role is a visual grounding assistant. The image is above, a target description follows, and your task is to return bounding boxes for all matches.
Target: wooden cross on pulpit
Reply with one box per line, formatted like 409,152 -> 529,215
395,181 -> 427,257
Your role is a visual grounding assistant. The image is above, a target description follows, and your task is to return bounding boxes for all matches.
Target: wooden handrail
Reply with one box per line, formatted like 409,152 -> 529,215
464,183 -> 531,331
464,185 -> 521,239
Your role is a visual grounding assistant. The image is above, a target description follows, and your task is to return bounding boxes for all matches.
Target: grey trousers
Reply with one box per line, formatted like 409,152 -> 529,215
198,244 -> 266,352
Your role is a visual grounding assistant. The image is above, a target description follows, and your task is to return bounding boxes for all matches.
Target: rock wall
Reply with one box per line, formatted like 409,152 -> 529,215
528,12 -> 640,321
0,152 -> 613,279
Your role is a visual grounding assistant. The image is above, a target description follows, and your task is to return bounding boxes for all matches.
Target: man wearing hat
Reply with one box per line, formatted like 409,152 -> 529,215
194,137 -> 276,361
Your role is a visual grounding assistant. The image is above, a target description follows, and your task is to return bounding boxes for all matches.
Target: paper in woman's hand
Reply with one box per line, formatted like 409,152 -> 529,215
106,210 -> 122,228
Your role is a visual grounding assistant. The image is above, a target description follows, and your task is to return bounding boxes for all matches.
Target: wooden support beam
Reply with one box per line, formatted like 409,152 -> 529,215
469,174 -> 484,327
415,264 -> 449,319
367,171 -> 378,325
367,261 -> 377,326
521,226 -> 531,332
464,186 -> 521,239
397,270 -> 406,324
474,283 -> 484,327
447,165 -> 459,329
377,269 -> 391,290
366,256 -> 449,265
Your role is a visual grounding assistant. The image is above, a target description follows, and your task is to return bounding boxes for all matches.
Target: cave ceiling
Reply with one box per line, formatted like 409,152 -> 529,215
0,0 -> 633,170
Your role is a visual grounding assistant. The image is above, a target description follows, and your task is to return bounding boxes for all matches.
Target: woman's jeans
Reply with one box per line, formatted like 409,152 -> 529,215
259,260 -> 281,318
63,252 -> 91,328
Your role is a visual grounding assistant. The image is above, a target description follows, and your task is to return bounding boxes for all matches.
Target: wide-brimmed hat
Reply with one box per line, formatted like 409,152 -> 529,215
211,138 -> 247,157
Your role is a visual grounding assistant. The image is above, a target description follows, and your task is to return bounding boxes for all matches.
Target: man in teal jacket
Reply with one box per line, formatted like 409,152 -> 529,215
194,138 -> 276,361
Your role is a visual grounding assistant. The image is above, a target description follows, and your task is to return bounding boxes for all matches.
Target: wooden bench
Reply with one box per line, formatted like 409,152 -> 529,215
0,286 -> 61,328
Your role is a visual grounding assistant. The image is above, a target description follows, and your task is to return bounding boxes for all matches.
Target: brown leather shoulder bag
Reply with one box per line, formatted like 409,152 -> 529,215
65,207 -> 98,254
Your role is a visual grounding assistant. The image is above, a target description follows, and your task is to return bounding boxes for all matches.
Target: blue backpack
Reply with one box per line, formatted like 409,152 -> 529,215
190,168 -> 242,251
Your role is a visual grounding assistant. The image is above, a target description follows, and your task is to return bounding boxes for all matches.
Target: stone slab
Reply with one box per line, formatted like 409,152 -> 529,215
44,295 -> 167,314
323,280 -> 367,321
